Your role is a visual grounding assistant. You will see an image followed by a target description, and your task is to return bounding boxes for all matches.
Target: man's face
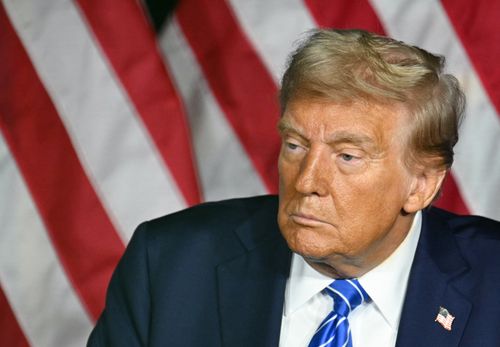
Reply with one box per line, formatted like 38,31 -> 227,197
277,98 -> 418,278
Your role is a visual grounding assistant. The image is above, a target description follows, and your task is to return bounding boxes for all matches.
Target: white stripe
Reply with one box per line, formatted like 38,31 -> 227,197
4,0 -> 186,243
316,313 -> 338,333
346,279 -> 365,303
318,336 -> 334,347
341,327 -> 351,347
335,316 -> 347,329
0,134 -> 92,347
370,0 -> 500,220
228,0 -> 317,83
316,317 -> 346,347
327,286 -> 352,313
159,18 -> 267,201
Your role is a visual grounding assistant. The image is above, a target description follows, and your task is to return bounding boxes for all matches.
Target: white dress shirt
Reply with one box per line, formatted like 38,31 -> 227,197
279,212 -> 422,347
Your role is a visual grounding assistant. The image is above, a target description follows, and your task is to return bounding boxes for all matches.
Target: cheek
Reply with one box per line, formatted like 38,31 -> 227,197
278,157 -> 286,193
278,156 -> 297,196
335,170 -> 409,225
343,178 -> 409,240
358,163 -> 410,201
277,157 -> 293,226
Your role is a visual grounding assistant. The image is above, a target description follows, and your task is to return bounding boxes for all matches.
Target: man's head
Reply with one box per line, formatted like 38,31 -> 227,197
277,29 -> 465,278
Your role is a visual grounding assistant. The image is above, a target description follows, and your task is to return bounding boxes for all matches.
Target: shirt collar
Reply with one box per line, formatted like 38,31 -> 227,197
284,211 -> 422,329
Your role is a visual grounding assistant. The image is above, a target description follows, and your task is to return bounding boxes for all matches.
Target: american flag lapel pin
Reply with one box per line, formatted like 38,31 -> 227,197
435,306 -> 455,331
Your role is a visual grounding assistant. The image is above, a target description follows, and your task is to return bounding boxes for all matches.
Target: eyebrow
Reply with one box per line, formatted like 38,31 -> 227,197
277,118 -> 378,150
277,118 -> 300,136
327,131 -> 376,148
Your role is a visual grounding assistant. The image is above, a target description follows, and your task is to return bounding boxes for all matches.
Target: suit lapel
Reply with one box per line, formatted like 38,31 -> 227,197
217,200 -> 292,347
396,208 -> 471,347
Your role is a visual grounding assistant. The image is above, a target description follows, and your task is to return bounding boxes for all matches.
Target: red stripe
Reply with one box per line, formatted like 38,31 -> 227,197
435,173 -> 470,215
0,4 -> 124,320
0,283 -> 30,347
76,0 -> 201,205
304,0 -> 385,34
441,0 -> 500,117
176,0 -> 280,193
304,0 -> 472,215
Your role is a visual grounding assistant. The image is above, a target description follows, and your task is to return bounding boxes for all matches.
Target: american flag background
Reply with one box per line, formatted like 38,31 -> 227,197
1,0 -> 499,345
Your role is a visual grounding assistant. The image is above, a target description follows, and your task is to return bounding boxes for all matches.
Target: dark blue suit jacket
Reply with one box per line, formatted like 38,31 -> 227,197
88,195 -> 500,346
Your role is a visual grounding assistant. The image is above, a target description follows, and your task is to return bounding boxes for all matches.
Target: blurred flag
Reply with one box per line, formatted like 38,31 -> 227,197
1,0 -> 499,345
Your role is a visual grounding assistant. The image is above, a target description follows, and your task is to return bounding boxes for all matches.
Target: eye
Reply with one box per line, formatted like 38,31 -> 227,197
281,138 -> 306,159
340,153 -> 355,162
337,152 -> 363,167
335,149 -> 366,173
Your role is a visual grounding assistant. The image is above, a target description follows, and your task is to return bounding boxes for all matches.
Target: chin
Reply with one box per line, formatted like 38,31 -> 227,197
298,249 -> 362,279
281,225 -> 334,260
304,259 -> 339,277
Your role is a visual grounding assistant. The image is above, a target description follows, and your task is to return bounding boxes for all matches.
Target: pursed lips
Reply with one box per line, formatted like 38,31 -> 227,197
290,211 -> 332,227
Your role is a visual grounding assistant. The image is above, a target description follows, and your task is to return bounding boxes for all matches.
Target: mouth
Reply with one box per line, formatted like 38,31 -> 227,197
290,212 -> 331,227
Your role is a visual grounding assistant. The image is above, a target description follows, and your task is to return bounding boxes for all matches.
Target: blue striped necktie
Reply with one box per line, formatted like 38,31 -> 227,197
308,279 -> 369,347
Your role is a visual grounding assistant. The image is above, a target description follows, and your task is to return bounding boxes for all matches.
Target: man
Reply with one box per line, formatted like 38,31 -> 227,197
88,29 -> 500,346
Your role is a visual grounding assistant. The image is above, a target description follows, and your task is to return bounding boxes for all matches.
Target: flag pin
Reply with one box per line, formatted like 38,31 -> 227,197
435,306 -> 455,331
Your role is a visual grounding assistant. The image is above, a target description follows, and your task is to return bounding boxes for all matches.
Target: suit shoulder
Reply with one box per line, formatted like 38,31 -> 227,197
128,195 -> 279,270
425,207 -> 500,278
133,195 -> 279,251
428,207 -> 500,241
147,195 -> 277,231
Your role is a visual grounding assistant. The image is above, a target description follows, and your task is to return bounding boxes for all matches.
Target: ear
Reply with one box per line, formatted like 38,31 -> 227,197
403,168 -> 447,214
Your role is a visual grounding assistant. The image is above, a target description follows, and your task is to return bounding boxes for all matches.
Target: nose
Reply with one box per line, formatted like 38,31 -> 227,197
294,147 -> 330,196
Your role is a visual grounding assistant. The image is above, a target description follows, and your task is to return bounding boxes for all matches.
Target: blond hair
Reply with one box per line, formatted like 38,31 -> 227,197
280,29 -> 465,169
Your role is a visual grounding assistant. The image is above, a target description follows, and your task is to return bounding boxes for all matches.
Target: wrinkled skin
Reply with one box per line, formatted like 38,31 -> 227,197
277,98 -> 444,278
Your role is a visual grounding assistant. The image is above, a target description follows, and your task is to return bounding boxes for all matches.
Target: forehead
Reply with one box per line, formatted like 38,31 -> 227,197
279,98 -> 410,146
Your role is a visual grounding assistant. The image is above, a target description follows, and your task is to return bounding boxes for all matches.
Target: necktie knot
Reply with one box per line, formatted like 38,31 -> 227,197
308,279 -> 369,347
324,279 -> 368,317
